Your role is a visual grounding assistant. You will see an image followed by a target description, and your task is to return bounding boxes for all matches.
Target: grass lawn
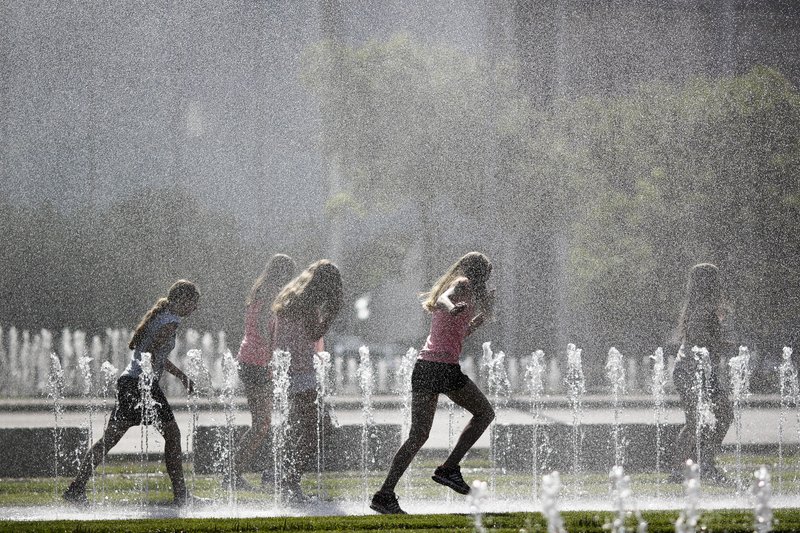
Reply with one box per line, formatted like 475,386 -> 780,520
0,453 -> 797,532
1,510 -> 800,533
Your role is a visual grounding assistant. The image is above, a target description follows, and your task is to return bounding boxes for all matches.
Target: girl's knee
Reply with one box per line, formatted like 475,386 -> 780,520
162,420 -> 181,439
478,406 -> 495,426
406,429 -> 430,449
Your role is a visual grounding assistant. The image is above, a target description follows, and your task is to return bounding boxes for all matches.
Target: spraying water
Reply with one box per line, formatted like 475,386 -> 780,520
727,345 -> 752,495
565,343 -> 586,493
606,347 -> 626,467
690,346 -> 716,475
77,355 -> 95,502
466,479 -> 489,533
313,350 -> 333,498
675,460 -> 701,533
608,465 -> 647,533
650,347 -> 667,492
481,342 -> 510,493
98,361 -> 117,504
47,353 -> 65,500
219,350 -> 239,505
184,349 -> 213,496
541,471 -> 567,533
395,347 -> 418,499
751,465 -> 773,533
777,346 -> 798,494
136,352 -> 157,504
524,349 -> 546,500
357,345 -> 375,507
271,349 -> 292,505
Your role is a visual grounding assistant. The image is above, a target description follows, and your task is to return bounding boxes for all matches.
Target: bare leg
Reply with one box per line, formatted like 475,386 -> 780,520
442,380 -> 495,468
284,390 -> 318,489
71,416 -> 134,492
378,392 -> 438,494
674,413 -> 698,469
158,419 -> 186,499
707,389 -> 733,466
234,388 -> 271,477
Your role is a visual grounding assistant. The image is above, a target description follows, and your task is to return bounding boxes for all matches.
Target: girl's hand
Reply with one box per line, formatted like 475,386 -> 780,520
468,313 -> 485,330
449,302 -> 467,316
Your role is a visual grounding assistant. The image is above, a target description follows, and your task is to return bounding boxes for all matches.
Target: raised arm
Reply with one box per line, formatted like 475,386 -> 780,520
436,277 -> 471,315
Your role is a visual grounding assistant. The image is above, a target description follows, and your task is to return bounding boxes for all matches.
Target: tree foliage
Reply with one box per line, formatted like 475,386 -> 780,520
303,34 -> 800,362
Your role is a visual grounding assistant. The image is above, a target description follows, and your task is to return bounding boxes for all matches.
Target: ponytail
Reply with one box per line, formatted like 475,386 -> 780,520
129,298 -> 170,350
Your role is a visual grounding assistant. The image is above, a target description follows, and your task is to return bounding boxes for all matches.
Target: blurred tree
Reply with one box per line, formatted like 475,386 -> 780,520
562,67 -> 800,359
302,34 -> 503,284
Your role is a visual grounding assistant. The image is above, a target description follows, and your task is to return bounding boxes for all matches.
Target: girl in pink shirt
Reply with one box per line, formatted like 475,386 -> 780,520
231,253 -> 296,490
272,259 -> 343,503
371,252 -> 495,515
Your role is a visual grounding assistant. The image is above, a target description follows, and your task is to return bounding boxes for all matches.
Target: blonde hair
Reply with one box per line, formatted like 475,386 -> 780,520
246,254 -> 296,306
421,252 -> 492,314
272,260 -> 343,325
129,280 -> 199,350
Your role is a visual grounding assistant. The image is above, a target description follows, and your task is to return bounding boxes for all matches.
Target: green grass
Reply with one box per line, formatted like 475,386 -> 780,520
1,510 -> 800,533
0,453 -> 798,532
2,452 -> 797,506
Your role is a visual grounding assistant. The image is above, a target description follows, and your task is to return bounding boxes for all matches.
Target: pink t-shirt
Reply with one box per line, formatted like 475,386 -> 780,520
418,284 -> 475,365
272,314 -> 325,392
237,300 -> 273,367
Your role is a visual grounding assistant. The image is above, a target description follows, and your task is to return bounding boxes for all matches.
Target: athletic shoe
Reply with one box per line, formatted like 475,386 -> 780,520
282,483 -> 311,505
370,491 -> 407,514
702,464 -> 732,485
432,465 -> 471,495
62,484 -> 88,506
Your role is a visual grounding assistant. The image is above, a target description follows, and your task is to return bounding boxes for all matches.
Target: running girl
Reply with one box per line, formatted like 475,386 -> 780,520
371,252 -> 495,515
63,280 -> 201,506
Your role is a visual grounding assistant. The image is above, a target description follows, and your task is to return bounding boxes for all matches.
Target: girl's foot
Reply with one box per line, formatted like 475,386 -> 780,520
62,483 -> 88,506
370,491 -> 407,514
282,482 -> 311,505
702,464 -> 732,485
432,465 -> 470,494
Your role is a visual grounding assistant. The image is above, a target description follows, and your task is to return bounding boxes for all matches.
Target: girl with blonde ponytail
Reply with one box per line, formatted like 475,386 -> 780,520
64,280 -> 202,506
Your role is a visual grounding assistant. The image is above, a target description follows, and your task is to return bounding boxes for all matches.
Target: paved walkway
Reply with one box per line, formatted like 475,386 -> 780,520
1,403 -> 797,455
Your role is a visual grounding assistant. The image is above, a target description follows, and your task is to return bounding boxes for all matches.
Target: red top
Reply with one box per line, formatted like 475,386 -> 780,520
418,280 -> 475,365
237,300 -> 274,367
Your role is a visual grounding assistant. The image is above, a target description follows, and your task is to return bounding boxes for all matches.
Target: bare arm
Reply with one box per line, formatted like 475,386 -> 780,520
465,313 -> 485,337
165,358 -> 194,394
436,277 -> 470,315
152,324 -> 194,393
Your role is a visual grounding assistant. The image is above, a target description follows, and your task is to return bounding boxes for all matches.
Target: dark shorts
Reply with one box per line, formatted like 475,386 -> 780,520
110,375 -> 175,426
238,362 -> 272,409
411,359 -> 470,393
672,357 -> 731,423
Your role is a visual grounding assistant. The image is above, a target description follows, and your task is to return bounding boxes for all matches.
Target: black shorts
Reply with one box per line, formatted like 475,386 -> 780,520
673,358 -> 724,405
239,362 -> 272,408
411,359 -> 470,393
110,375 -> 175,426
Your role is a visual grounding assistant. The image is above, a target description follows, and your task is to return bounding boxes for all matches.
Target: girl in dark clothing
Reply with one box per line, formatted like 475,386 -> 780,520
670,263 -> 734,483
64,280 -> 201,506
